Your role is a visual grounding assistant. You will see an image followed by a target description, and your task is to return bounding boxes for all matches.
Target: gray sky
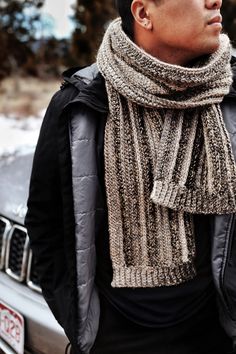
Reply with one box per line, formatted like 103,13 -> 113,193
41,0 -> 76,38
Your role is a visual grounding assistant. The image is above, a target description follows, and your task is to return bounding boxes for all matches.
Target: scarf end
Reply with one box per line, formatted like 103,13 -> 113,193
111,263 -> 196,288
151,180 -> 236,214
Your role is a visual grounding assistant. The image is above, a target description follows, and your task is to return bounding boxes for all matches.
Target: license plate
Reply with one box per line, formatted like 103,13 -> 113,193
0,302 -> 24,354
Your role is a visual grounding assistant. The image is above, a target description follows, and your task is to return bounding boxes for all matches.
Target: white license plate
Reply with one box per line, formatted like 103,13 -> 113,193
0,301 -> 24,354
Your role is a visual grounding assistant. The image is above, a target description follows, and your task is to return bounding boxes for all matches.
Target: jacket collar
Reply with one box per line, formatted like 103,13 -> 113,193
62,64 -> 109,113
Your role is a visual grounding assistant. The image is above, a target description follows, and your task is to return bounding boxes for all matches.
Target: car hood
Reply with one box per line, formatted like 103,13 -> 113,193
0,153 -> 33,225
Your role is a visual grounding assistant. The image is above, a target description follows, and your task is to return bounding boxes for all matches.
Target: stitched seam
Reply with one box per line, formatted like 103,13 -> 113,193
72,174 -> 97,178
220,214 -> 235,314
76,245 -> 95,252
74,209 -> 104,216
71,138 -> 95,142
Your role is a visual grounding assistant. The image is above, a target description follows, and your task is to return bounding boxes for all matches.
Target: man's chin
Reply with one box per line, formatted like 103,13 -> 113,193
208,36 -> 221,53
201,39 -> 221,56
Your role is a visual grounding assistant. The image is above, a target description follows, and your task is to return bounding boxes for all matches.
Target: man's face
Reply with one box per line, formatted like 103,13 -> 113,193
145,0 -> 223,64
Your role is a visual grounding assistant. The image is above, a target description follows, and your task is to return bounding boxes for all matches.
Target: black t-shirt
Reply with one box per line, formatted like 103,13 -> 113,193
95,214 -> 215,328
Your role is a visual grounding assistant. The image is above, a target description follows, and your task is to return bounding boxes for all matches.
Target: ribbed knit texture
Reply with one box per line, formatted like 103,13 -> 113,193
97,19 -> 236,288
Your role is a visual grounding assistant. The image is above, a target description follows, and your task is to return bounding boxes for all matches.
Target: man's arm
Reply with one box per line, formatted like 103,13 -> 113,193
25,91 -> 66,298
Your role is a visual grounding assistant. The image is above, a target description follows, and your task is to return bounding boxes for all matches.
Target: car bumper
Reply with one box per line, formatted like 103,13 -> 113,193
0,272 -> 68,354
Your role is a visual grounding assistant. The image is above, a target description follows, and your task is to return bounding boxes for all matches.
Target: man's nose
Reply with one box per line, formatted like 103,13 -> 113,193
205,0 -> 222,10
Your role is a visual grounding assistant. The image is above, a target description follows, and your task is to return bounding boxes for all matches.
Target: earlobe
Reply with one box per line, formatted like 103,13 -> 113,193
143,19 -> 152,30
131,0 -> 153,30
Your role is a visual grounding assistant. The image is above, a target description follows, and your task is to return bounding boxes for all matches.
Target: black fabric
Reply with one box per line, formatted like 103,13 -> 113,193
229,56 -> 236,97
25,85 -> 81,350
25,62 -> 236,353
95,214 -> 214,328
90,294 -> 232,354
25,90 -> 67,296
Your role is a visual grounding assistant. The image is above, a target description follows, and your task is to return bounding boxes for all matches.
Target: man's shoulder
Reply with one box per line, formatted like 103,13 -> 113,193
48,63 -> 107,117
222,57 -> 236,100
231,55 -> 236,70
230,56 -> 236,97
60,63 -> 100,93
69,63 -> 100,85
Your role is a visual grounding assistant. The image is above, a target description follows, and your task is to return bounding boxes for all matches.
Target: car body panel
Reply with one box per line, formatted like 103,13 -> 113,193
0,152 -> 69,354
0,154 -> 33,224
0,273 -> 68,354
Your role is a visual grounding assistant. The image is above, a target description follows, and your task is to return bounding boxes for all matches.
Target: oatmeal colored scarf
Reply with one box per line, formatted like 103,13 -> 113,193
97,18 -> 235,288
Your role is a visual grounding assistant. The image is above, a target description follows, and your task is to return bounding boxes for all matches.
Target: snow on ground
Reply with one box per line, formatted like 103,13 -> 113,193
0,112 -> 44,158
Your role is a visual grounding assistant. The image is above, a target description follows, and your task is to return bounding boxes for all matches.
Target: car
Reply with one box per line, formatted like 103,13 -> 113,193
0,151 -> 68,354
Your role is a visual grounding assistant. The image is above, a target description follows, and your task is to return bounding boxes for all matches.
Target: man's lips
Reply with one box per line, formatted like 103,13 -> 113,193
208,14 -> 222,26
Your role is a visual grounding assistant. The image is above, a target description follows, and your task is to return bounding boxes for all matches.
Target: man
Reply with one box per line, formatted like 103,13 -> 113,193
25,0 -> 236,353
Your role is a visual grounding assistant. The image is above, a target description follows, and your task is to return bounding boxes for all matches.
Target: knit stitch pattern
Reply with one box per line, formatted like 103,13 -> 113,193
97,19 -> 236,288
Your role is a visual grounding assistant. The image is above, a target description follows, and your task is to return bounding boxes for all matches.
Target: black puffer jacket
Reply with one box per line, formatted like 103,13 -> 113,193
25,58 -> 236,354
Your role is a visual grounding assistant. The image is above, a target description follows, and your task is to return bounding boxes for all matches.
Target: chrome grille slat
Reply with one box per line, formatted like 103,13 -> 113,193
0,217 -> 11,270
0,216 -> 41,293
26,250 -> 42,293
5,225 -> 30,282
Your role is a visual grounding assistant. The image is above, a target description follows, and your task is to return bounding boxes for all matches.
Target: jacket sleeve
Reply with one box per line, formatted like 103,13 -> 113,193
25,90 -> 67,298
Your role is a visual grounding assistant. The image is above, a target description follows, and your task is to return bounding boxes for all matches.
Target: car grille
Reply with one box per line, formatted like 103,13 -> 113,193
5,225 -> 29,281
0,220 -> 4,250
27,250 -> 41,292
0,217 -> 11,270
0,216 -> 41,293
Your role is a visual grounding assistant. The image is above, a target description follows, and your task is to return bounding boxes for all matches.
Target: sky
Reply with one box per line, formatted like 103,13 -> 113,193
41,0 -> 76,38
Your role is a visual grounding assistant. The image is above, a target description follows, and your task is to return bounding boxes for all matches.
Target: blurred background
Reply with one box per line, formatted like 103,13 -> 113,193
0,0 -> 116,154
0,0 -> 235,153
0,0 -> 116,119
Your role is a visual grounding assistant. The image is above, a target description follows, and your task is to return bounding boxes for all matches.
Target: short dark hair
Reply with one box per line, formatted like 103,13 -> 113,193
115,0 -> 134,39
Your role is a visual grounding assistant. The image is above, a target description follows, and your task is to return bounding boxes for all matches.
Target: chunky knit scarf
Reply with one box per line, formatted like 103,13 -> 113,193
97,18 -> 236,288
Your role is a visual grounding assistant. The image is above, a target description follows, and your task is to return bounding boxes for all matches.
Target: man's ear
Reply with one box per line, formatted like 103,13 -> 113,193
131,0 -> 153,30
